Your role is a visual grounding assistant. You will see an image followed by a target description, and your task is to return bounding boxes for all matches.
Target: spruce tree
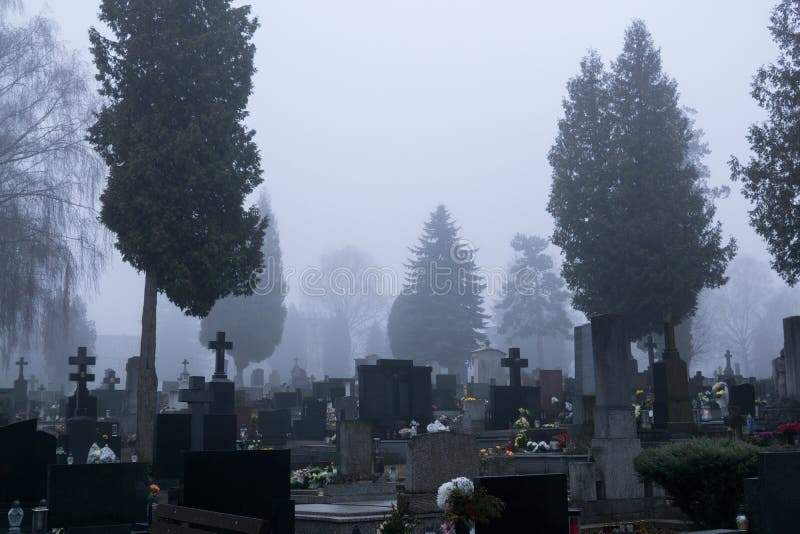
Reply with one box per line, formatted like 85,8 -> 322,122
88,0 -> 265,461
199,193 -> 287,386
731,0 -> 800,284
495,234 -> 571,368
548,21 -> 735,341
387,205 -> 487,375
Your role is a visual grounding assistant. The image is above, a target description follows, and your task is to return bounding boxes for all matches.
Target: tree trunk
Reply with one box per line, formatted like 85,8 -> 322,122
136,269 -> 158,463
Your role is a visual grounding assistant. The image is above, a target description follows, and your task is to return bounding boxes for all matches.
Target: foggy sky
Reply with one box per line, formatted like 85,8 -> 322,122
21,0 -> 779,338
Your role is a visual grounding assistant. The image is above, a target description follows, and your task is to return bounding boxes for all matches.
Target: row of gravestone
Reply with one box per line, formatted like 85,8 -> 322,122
0,419 -> 294,532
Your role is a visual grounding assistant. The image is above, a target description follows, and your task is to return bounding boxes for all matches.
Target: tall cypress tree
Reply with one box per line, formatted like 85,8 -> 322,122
199,193 -> 287,386
548,21 -> 735,341
387,205 -> 487,375
88,0 -> 266,461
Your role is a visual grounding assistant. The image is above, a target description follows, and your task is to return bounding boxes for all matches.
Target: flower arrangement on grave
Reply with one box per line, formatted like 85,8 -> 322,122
376,503 -> 416,534
479,445 -> 513,458
290,464 -> 338,489
744,431 -> 777,447
526,441 -> 550,452
147,484 -> 160,504
778,421 -> 800,444
437,476 -> 504,532
427,416 -> 450,433
697,391 -> 712,405
712,382 -> 730,416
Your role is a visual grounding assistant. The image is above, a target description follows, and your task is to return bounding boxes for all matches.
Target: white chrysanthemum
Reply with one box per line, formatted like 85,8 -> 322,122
451,477 -> 474,495
437,481 -> 454,510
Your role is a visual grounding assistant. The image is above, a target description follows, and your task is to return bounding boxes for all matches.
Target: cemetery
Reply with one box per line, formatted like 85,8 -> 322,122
2,313 -> 800,533
4,1 -> 800,533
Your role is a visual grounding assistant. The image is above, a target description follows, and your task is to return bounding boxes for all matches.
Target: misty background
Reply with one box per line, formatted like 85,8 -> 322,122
3,1 -> 792,388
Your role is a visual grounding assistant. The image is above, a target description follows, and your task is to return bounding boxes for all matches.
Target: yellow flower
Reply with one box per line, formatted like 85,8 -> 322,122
635,389 -> 644,396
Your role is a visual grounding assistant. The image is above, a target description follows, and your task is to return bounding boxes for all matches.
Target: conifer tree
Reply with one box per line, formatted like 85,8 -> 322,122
387,205 -> 487,375
548,21 -> 735,341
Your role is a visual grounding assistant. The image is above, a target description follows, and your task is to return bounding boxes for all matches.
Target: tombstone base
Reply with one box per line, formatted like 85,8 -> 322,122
590,437 -> 644,500
207,379 -> 235,414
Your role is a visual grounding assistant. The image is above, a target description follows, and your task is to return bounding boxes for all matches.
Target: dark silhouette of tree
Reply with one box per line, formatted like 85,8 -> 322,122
89,0 -> 265,461
496,234 -> 571,368
548,21 -> 735,341
199,193 -> 287,386
731,0 -> 800,285
387,205 -> 487,376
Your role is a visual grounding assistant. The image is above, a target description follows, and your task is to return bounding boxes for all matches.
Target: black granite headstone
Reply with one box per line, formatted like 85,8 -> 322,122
475,473 -> 567,534
154,413 -> 192,479
433,374 -> 459,410
744,451 -> 800,534
273,390 -> 301,409
182,450 -> 293,530
0,419 -> 56,507
731,383 -> 756,419
202,413 -> 237,451
357,359 -> 432,436
296,399 -> 326,440
258,409 -> 292,444
47,463 -> 148,528
489,385 -> 540,430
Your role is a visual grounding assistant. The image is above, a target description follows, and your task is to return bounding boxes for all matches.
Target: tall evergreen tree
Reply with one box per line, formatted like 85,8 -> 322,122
731,0 -> 800,285
387,205 -> 487,375
548,21 -> 735,341
88,0 -> 265,461
495,234 -> 571,368
199,193 -> 287,386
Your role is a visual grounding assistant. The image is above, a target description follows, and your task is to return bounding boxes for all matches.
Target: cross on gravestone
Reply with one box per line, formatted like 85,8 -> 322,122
68,346 -> 96,417
724,350 -> 734,377
68,347 -> 96,392
208,332 -> 233,380
182,359 -> 190,374
102,369 -> 120,390
501,347 -> 528,389
15,356 -> 28,381
179,376 -> 215,450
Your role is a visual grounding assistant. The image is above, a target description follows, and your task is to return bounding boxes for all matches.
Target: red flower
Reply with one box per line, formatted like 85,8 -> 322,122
467,502 -> 477,521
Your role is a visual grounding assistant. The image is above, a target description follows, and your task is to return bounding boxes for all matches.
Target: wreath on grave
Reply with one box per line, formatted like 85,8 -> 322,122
437,477 -> 504,533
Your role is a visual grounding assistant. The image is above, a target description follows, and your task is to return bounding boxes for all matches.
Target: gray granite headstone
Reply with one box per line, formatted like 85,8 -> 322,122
406,432 -> 479,493
589,314 -> 643,500
337,420 -> 373,480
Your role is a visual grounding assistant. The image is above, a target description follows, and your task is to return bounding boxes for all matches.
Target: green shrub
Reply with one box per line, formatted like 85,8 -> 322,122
634,438 -> 758,529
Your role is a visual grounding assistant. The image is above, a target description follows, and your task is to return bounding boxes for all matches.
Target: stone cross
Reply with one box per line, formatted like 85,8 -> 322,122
179,375 -> 214,450
208,331 -> 232,380
68,346 -> 96,415
102,369 -> 120,390
661,322 -> 680,360
181,359 -> 190,374
15,356 -> 28,381
68,347 -> 96,392
501,347 -> 528,389
724,350 -> 734,377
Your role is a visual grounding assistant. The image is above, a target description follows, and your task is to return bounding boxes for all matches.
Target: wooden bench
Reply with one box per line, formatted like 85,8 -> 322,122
150,504 -> 267,534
